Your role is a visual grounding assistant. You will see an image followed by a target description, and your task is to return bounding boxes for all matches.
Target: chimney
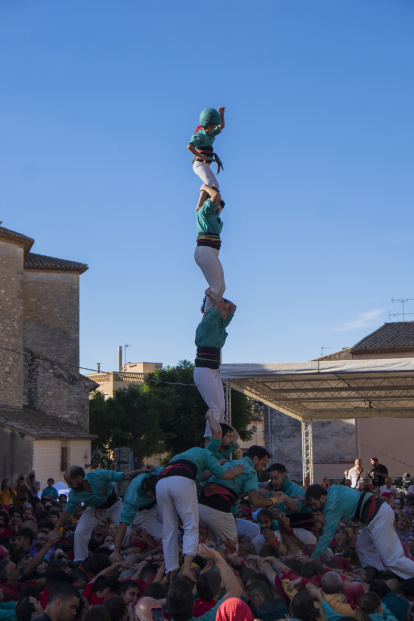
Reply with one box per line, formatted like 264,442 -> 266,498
118,346 -> 122,372
97,363 -> 101,372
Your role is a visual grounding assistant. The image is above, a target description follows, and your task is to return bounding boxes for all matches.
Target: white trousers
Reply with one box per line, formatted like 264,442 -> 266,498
235,519 -> 260,541
74,499 -> 122,562
193,367 -> 225,437
133,504 -> 163,540
356,502 -> 414,579
156,476 -> 199,574
193,161 -> 219,189
198,505 -> 238,548
194,246 -> 225,313
252,528 -> 316,554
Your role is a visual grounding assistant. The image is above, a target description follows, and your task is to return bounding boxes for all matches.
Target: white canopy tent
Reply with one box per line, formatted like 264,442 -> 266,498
220,359 -> 414,481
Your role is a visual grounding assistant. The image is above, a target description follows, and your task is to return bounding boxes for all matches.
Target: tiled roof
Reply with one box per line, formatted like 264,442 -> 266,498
0,407 -> 95,439
25,252 -> 88,274
0,226 -> 34,254
351,322 -> 414,354
313,348 -> 353,361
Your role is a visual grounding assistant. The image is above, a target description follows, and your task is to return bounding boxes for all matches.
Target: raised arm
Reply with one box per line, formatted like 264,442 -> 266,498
197,543 -> 242,599
199,184 -> 221,205
218,106 -> 225,131
24,531 -> 61,577
123,465 -> 154,481
204,289 -> 235,315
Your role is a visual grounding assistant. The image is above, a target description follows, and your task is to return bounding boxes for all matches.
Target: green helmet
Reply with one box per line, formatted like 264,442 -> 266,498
199,107 -> 221,128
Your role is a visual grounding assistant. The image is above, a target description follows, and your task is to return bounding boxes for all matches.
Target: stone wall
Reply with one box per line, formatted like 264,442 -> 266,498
24,353 -> 92,430
0,242 -> 24,408
23,271 -> 80,368
0,427 -> 33,480
264,407 -> 357,480
33,439 -> 91,486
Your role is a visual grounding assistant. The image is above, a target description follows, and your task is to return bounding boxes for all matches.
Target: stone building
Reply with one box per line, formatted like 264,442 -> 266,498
86,362 -> 163,399
0,224 -> 96,484
264,322 -> 414,481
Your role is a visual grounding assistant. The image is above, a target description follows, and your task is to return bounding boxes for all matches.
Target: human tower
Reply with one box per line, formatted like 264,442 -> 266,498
187,107 -> 236,439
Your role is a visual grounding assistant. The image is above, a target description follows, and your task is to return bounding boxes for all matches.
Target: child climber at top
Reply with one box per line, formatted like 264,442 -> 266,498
187,106 -> 225,211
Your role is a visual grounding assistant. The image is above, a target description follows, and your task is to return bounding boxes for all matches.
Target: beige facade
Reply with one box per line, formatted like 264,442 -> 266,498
33,439 -> 92,484
86,362 -> 162,398
0,224 -> 95,484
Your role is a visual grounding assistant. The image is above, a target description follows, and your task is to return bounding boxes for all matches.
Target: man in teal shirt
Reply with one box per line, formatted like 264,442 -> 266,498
253,463 -> 316,551
198,446 -> 282,554
156,446 -> 244,580
54,464 -> 147,562
306,484 -> 414,579
110,466 -> 164,562
40,478 -> 58,500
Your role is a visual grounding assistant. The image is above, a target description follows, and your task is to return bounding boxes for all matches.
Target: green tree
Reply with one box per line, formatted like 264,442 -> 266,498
89,360 -> 255,462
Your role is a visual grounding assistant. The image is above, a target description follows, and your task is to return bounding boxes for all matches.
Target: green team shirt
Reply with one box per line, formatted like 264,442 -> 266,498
195,308 -> 233,349
120,467 -> 164,525
65,469 -> 124,514
170,447 -> 228,484
188,127 -> 221,150
196,199 -> 223,236
206,438 -> 236,461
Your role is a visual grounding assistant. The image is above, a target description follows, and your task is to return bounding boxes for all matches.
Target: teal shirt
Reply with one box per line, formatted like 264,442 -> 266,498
276,476 -> 308,514
120,467 -> 164,525
196,199 -> 223,236
41,485 -> 58,499
0,602 -> 16,621
195,308 -> 233,349
207,456 -> 259,499
65,469 -> 124,514
170,447 -> 228,483
206,438 -> 236,461
312,486 -> 361,559
188,127 -> 221,152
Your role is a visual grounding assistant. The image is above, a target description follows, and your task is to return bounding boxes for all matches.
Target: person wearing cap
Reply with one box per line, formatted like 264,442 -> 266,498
305,483 -> 414,579
194,185 -> 226,316
187,107 -> 225,211
193,290 -> 236,438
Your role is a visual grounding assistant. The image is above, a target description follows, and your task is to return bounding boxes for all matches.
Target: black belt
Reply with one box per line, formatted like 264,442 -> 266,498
100,488 -> 118,509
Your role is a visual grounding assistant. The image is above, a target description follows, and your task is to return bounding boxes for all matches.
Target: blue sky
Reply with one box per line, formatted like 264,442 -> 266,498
1,0 -> 413,373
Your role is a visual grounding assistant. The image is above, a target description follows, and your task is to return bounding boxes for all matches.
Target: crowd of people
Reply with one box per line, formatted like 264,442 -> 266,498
1,442 -> 414,621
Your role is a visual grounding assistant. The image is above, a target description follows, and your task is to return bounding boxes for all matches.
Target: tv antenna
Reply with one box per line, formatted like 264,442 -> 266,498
124,344 -> 132,365
389,298 -> 414,322
320,346 -> 332,358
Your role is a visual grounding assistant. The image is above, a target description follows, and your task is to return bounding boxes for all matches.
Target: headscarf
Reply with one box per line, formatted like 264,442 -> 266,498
345,581 -> 365,609
216,597 -> 254,621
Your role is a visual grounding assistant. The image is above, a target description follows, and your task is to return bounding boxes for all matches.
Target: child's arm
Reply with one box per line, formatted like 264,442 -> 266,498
218,106 -> 225,130
187,143 -> 210,161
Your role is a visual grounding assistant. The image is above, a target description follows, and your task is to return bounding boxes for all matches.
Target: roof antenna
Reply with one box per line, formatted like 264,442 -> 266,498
320,346 -> 332,357
389,298 -> 414,322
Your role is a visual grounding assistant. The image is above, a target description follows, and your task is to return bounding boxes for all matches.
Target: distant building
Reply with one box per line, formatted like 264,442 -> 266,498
265,322 -> 414,481
85,362 -> 163,399
0,224 -> 96,484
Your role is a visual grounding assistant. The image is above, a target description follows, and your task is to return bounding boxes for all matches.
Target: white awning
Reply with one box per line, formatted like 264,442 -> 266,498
220,359 -> 414,422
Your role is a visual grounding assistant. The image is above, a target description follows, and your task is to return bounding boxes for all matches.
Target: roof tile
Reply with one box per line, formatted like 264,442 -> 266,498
351,322 -> 414,353
25,252 -> 88,274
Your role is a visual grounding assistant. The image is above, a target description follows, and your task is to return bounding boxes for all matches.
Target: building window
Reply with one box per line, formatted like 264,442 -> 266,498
61,447 -> 68,471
